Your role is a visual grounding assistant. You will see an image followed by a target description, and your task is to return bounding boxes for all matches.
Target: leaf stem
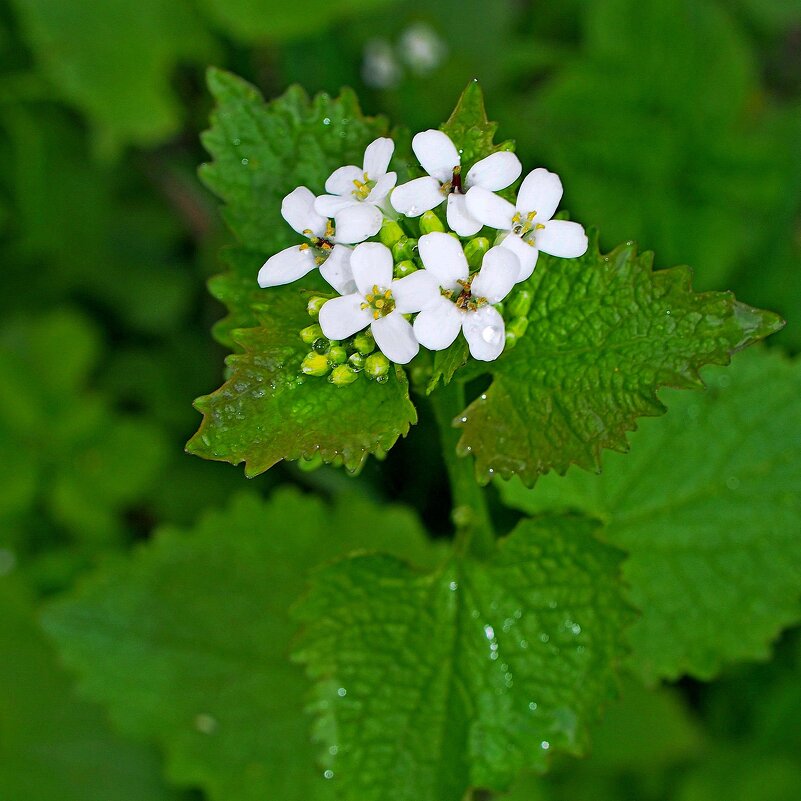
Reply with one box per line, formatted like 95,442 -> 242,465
429,380 -> 495,558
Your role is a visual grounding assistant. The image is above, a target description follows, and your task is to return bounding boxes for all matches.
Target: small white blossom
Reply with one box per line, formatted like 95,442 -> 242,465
398,24 -> 447,74
409,232 -> 519,361
258,186 -> 356,293
362,39 -> 402,89
465,167 -> 588,282
391,130 -> 521,237
318,242 -> 431,365
314,138 -> 397,243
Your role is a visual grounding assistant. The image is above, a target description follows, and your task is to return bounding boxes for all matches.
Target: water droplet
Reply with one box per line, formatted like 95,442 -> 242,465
337,687 -> 347,697
323,117 -> 331,125
519,639 -> 528,649
241,158 -> 249,166
460,416 -> 468,423
540,633 -> 550,643
665,309 -> 671,315
541,740 -> 550,750
571,623 -> 581,635
194,713 -> 218,734
232,137 -> 241,146
528,701 -> 538,711
490,652 -> 499,660
471,609 -> 480,619
328,745 -> 338,755
323,769 -> 334,779
484,625 -> 495,640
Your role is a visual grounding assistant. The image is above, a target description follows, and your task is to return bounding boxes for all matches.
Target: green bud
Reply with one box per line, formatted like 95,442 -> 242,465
507,289 -> 532,319
301,351 -> 330,377
419,210 -> 445,234
348,352 -> 366,371
312,337 -> 331,354
504,315 -> 529,348
300,323 -> 323,344
379,219 -> 404,247
394,259 -> 418,279
306,296 -> 327,318
392,236 -> 417,261
464,236 -> 490,268
329,364 -> 359,386
353,331 -> 375,355
364,352 -> 390,381
327,345 -> 347,366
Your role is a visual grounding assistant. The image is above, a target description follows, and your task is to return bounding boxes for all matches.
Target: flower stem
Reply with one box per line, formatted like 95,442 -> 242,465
429,379 -> 495,558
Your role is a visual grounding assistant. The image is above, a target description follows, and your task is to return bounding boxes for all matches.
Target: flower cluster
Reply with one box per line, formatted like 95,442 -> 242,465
258,131 -> 588,381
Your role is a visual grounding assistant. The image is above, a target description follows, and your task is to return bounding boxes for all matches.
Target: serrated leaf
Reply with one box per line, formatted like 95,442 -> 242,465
455,234 -> 782,486
9,0 -> 213,152
43,490 -> 440,801
294,514 -> 632,801
0,578 -> 176,801
499,348 -> 801,681
440,80 -> 502,165
199,69 -> 388,343
186,279 -> 417,475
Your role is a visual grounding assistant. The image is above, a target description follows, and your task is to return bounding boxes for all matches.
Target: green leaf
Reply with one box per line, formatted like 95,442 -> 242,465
440,80 -> 507,166
499,348 -> 801,681
186,281 -> 417,475
43,489 -> 439,801
195,0 -> 396,44
294,514 -> 632,800
9,0 -> 214,152
0,578 -> 176,801
455,234 -> 782,487
199,69 -> 388,343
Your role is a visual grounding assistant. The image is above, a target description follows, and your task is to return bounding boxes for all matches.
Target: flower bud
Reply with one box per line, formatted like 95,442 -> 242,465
379,219 -> 404,247
464,236 -> 490,268
353,331 -> 376,355
504,316 -> 529,348
329,364 -> 359,386
300,323 -> 323,344
419,210 -> 445,234
301,351 -> 330,376
392,236 -> 417,261
394,260 -> 418,279
306,296 -> 327,318
312,337 -> 331,354
506,289 -> 532,319
364,352 -> 390,381
327,345 -> 347,366
348,352 -> 366,371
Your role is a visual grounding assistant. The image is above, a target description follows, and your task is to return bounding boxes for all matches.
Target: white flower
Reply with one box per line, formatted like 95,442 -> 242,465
409,232 -> 519,361
258,186 -> 356,293
314,138 -> 397,243
398,23 -> 447,74
465,167 -> 588,282
390,130 -> 521,237
318,242 -> 431,365
362,39 -> 401,89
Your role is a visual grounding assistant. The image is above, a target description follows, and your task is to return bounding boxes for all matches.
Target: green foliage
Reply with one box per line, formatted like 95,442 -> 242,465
294,515 -> 631,801
0,578 -> 176,801
500,348 -> 801,681
43,490 -> 438,801
456,237 -> 781,486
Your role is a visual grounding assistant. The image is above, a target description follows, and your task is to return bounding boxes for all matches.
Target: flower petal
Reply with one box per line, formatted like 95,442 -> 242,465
334,203 -> 383,244
413,298 -> 462,351
466,151 -> 522,192
315,194 -> 357,218
535,220 -> 588,258
319,293 -> 373,340
363,137 -> 395,179
500,233 -> 539,282
390,176 -> 444,217
325,164 -> 363,196
367,172 -> 397,204
371,311 -> 419,364
282,186 -> 326,237
417,232 -> 469,290
464,186 -> 516,230
446,193 -> 482,237
350,241 -> 394,295
257,245 -> 316,287
462,304 -> 506,361
516,168 -> 563,221
471,246 -> 519,303
319,244 -> 356,295
412,129 -> 460,183
391,270 -> 441,313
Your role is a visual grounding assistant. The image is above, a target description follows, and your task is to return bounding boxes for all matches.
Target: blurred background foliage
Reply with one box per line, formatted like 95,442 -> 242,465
0,0 -> 799,798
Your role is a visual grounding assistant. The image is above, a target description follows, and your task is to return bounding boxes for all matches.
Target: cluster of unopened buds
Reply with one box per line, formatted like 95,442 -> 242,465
258,131 -> 588,384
